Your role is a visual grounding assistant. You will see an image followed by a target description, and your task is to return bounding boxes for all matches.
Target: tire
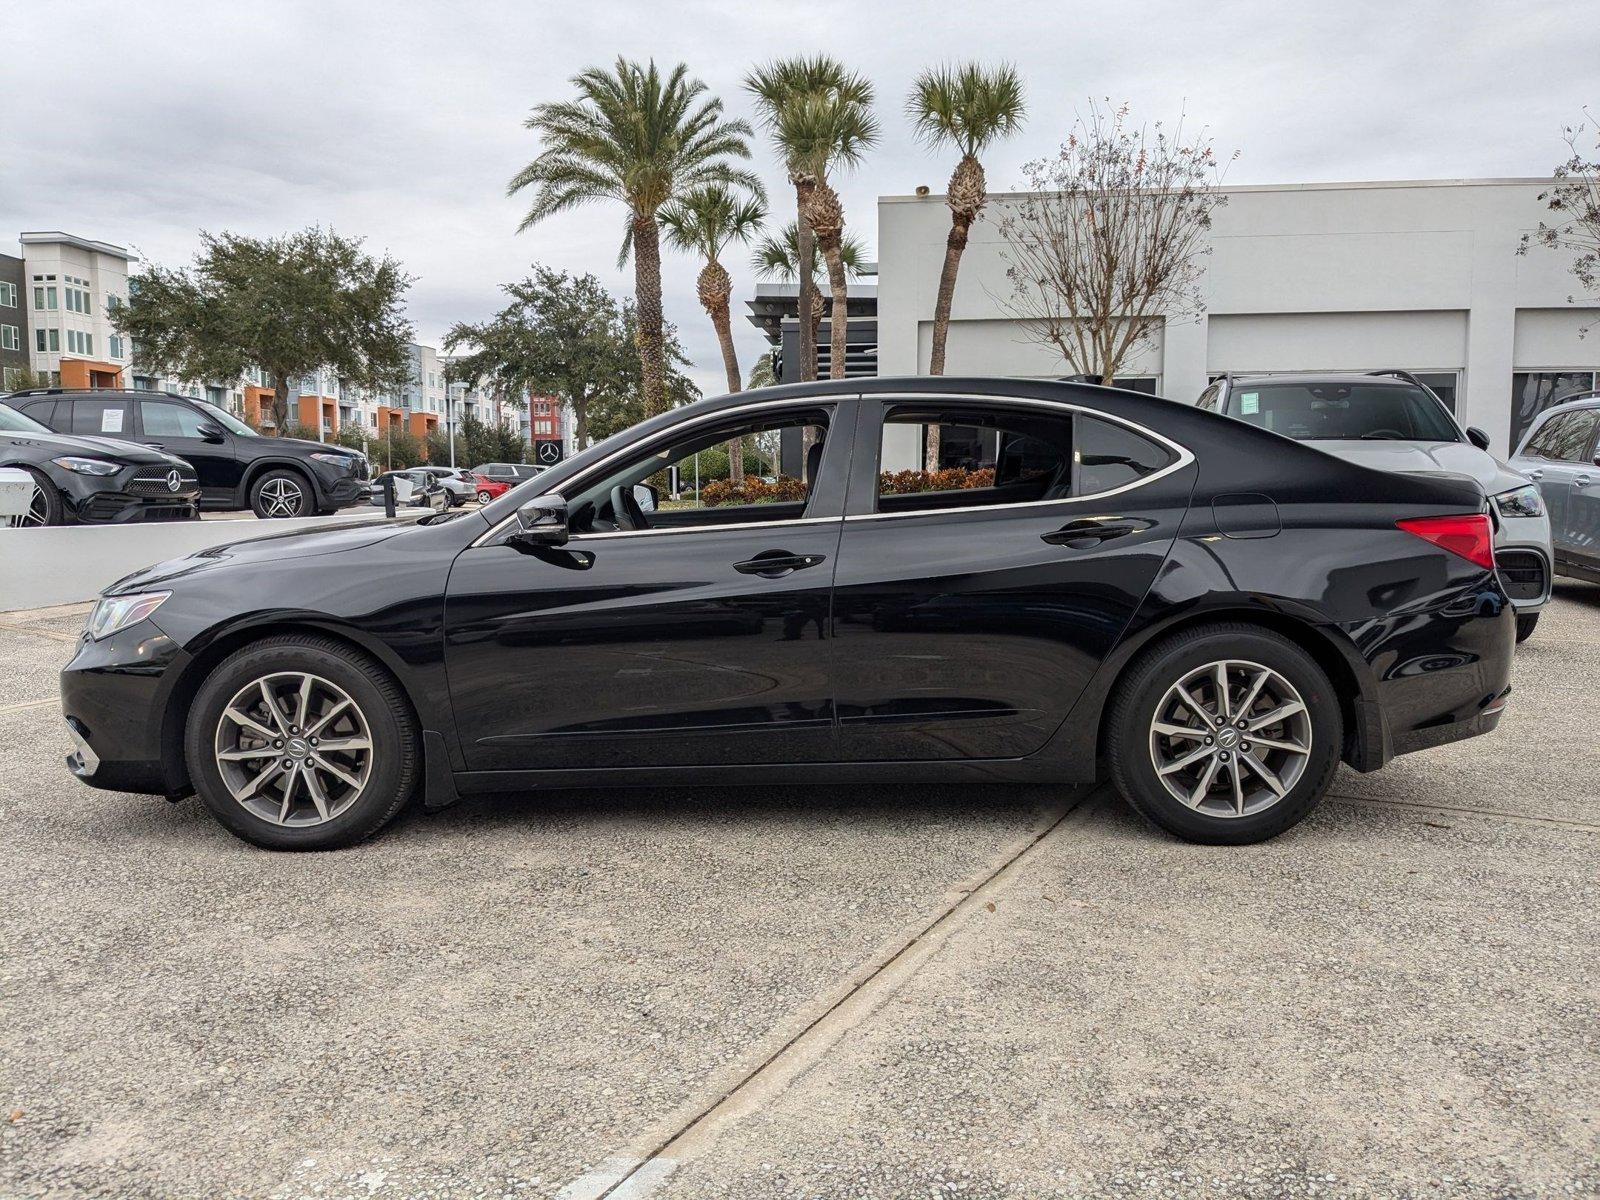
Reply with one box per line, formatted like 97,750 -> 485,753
249,469 -> 313,519
14,466 -> 64,527
476,490 -> 492,505
184,634 -> 420,850
1105,622 -> 1342,845
1515,612 -> 1539,643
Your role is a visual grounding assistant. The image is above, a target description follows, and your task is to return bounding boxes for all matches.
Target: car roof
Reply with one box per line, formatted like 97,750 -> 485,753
3,387 -> 195,401
1530,392 -> 1600,418
1220,373 -> 1422,388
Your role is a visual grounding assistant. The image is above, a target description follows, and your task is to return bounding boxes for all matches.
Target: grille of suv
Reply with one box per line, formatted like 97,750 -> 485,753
1497,550 -> 1548,602
126,466 -> 199,497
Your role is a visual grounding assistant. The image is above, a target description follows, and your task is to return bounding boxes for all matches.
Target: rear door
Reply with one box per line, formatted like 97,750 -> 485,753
830,394 -> 1196,762
1563,410 -> 1600,571
135,398 -> 240,501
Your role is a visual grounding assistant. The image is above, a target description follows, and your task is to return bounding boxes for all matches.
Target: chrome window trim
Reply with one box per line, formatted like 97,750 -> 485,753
471,396 -> 838,548
850,393 -> 1195,522
567,515 -> 842,542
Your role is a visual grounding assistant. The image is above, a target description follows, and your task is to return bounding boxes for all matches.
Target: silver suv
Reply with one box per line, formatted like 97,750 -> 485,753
1197,371 -> 1553,642
1508,393 -> 1600,588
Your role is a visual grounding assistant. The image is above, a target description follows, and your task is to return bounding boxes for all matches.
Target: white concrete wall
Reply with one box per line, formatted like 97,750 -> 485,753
876,179 -> 1600,453
0,512 -> 402,611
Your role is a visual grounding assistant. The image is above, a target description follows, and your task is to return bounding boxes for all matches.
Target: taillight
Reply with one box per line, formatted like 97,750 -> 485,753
1396,513 -> 1495,569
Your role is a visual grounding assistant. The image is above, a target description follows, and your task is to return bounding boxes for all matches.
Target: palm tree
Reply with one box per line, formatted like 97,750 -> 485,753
745,57 -> 878,382
752,221 -> 867,360
511,58 -> 760,418
660,184 -> 766,480
907,63 -> 1025,467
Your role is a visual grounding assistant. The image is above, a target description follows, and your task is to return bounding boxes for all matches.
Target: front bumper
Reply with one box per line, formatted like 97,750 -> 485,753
309,457 -> 371,510
59,619 -> 189,796
56,465 -> 201,525
1492,513 -> 1553,612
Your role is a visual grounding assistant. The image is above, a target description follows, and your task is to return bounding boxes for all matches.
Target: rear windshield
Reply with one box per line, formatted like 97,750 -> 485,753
1226,382 -> 1460,443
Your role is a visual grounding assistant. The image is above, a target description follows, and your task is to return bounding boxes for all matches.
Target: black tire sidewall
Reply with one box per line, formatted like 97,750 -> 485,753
1515,612 -> 1539,643
250,469 -> 312,519
1109,626 -> 1342,845
184,638 -> 418,850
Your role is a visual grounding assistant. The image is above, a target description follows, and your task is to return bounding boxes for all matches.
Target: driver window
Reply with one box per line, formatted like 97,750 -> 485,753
565,408 -> 831,535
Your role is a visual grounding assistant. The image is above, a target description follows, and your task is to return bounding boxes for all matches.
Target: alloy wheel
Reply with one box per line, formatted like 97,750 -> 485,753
213,671 -> 374,827
19,484 -> 49,527
259,477 -> 304,518
1147,659 -> 1313,818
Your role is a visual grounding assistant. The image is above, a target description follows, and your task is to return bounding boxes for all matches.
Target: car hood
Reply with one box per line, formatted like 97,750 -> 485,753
1309,440 -> 1529,495
271,435 -> 363,462
104,517 -> 419,594
0,428 -> 182,465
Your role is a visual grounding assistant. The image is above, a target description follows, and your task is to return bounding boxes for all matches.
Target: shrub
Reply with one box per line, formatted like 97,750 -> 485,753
699,474 -> 808,507
878,466 -> 995,494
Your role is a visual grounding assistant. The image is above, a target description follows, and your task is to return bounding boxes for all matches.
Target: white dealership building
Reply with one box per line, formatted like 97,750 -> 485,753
874,178 -> 1600,453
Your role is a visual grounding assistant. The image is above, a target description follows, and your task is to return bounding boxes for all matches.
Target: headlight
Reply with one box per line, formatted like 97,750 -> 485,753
309,452 -> 353,468
86,591 -> 170,641
1493,484 -> 1545,519
51,456 -> 121,476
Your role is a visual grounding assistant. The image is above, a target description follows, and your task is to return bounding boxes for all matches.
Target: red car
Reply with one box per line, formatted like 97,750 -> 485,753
470,474 -> 511,504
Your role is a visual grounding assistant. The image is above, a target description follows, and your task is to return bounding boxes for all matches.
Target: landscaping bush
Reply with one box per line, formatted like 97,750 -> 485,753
700,474 -> 808,507
878,467 -> 995,494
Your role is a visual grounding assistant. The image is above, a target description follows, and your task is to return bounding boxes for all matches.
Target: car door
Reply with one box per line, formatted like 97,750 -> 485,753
1562,410 -> 1600,570
135,398 -> 240,502
830,394 -> 1196,762
1522,410 -> 1599,564
444,399 -> 853,771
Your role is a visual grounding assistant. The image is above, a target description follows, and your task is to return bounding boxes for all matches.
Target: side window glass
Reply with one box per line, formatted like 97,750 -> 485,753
1524,415 -> 1569,460
21,400 -> 59,429
877,406 -> 1073,514
1550,411 -> 1600,462
1196,385 -> 1220,412
1077,416 -> 1176,494
71,399 -> 130,436
139,401 -> 210,438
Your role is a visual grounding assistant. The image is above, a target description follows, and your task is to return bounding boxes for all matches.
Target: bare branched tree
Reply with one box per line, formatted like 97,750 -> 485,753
995,100 -> 1233,384
1518,115 -> 1600,329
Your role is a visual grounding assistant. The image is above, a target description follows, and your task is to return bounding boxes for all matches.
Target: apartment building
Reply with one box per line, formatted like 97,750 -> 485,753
0,252 -> 27,389
17,232 -> 133,390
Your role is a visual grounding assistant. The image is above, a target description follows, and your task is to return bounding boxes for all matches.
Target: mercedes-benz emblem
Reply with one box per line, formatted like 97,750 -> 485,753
165,469 -> 183,493
537,442 -> 561,464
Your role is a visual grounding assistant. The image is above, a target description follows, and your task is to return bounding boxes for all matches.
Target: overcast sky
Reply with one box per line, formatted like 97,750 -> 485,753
3,0 -> 1591,396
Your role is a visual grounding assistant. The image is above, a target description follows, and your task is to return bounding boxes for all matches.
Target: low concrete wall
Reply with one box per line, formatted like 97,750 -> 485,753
0,512 -> 402,611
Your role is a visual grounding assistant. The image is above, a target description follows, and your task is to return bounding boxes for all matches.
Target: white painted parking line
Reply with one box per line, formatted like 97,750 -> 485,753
555,1156 -> 678,1200
0,696 -> 60,715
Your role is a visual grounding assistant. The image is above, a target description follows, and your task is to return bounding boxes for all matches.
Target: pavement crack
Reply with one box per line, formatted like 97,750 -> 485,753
567,785 -> 1106,1200
1327,792 -> 1600,834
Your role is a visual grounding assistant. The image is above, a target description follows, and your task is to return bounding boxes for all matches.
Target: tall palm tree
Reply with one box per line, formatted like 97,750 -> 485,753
907,63 -> 1025,467
511,58 -> 760,417
660,184 -> 766,480
745,57 -> 877,382
752,221 -> 867,361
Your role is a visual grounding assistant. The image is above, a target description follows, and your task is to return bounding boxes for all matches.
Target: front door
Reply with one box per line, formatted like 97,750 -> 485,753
444,401 -> 851,770
830,396 -> 1196,761
135,398 -> 240,501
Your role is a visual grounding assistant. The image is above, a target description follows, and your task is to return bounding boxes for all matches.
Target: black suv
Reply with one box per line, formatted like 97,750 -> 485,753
2,389 -> 370,519
0,401 -> 199,525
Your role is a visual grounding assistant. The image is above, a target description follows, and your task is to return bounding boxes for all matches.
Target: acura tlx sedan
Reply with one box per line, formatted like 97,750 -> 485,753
59,378 -> 1515,850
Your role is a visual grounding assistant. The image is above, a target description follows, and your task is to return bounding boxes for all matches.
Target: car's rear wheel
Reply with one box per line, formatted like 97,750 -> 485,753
1106,623 -> 1342,844
185,635 -> 420,850
1515,612 -> 1539,643
476,489 -> 492,505
14,466 -> 63,527
250,469 -> 312,519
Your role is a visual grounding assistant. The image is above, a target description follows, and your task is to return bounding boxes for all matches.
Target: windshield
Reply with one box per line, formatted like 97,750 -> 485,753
1226,382 -> 1460,442
0,404 -> 52,434
193,399 -> 258,437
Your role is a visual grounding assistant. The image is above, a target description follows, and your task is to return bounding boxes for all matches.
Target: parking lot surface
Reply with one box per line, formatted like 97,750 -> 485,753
1,586 -> 1596,1199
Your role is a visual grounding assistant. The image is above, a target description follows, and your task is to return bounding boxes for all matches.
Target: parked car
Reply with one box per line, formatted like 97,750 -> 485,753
1508,392 -> 1600,585
1197,370 -> 1553,641
368,469 -> 449,512
470,462 -> 541,491
0,401 -> 199,526
470,474 -> 512,505
419,466 -> 475,507
59,377 -> 1514,851
2,389 -> 370,519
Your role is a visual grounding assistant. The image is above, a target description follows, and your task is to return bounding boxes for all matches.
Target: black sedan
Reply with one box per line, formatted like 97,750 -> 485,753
0,401 -> 199,525
58,378 -> 1513,850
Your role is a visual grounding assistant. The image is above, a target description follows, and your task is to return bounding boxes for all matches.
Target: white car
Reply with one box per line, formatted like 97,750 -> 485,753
419,466 -> 475,507
1197,371 -> 1553,642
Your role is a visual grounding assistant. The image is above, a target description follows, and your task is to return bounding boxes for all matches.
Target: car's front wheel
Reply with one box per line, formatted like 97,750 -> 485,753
1515,612 -> 1539,643
1106,623 -> 1342,844
184,635 -> 420,850
249,469 -> 312,519
15,466 -> 64,526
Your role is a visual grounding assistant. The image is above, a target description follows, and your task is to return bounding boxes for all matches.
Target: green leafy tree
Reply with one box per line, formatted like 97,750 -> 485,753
752,220 -> 867,367
113,228 -> 414,430
511,58 -> 759,419
746,57 -> 877,381
661,183 -> 766,477
586,303 -> 701,442
746,353 -> 777,390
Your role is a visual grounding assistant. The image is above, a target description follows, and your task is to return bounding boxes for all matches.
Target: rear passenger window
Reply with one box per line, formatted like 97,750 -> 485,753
20,400 -> 58,429
1076,416 -> 1176,494
70,399 -> 131,436
877,405 -> 1075,514
1527,411 -> 1599,462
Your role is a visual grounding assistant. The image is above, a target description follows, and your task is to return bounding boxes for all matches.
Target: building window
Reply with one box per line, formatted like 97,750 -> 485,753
1511,372 -> 1599,450
0,281 -> 15,307
64,287 -> 90,314
0,325 -> 18,352
36,328 -> 59,353
108,334 -> 125,360
34,286 -> 58,311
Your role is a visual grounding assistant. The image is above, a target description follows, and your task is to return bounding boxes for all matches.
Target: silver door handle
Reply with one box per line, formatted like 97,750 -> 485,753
1526,469 -> 1542,480
1577,475 -> 1593,487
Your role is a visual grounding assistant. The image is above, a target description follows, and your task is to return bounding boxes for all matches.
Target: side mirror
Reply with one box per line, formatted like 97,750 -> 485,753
198,422 -> 226,443
1466,426 -> 1491,451
511,495 -> 568,547
633,483 -> 659,513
